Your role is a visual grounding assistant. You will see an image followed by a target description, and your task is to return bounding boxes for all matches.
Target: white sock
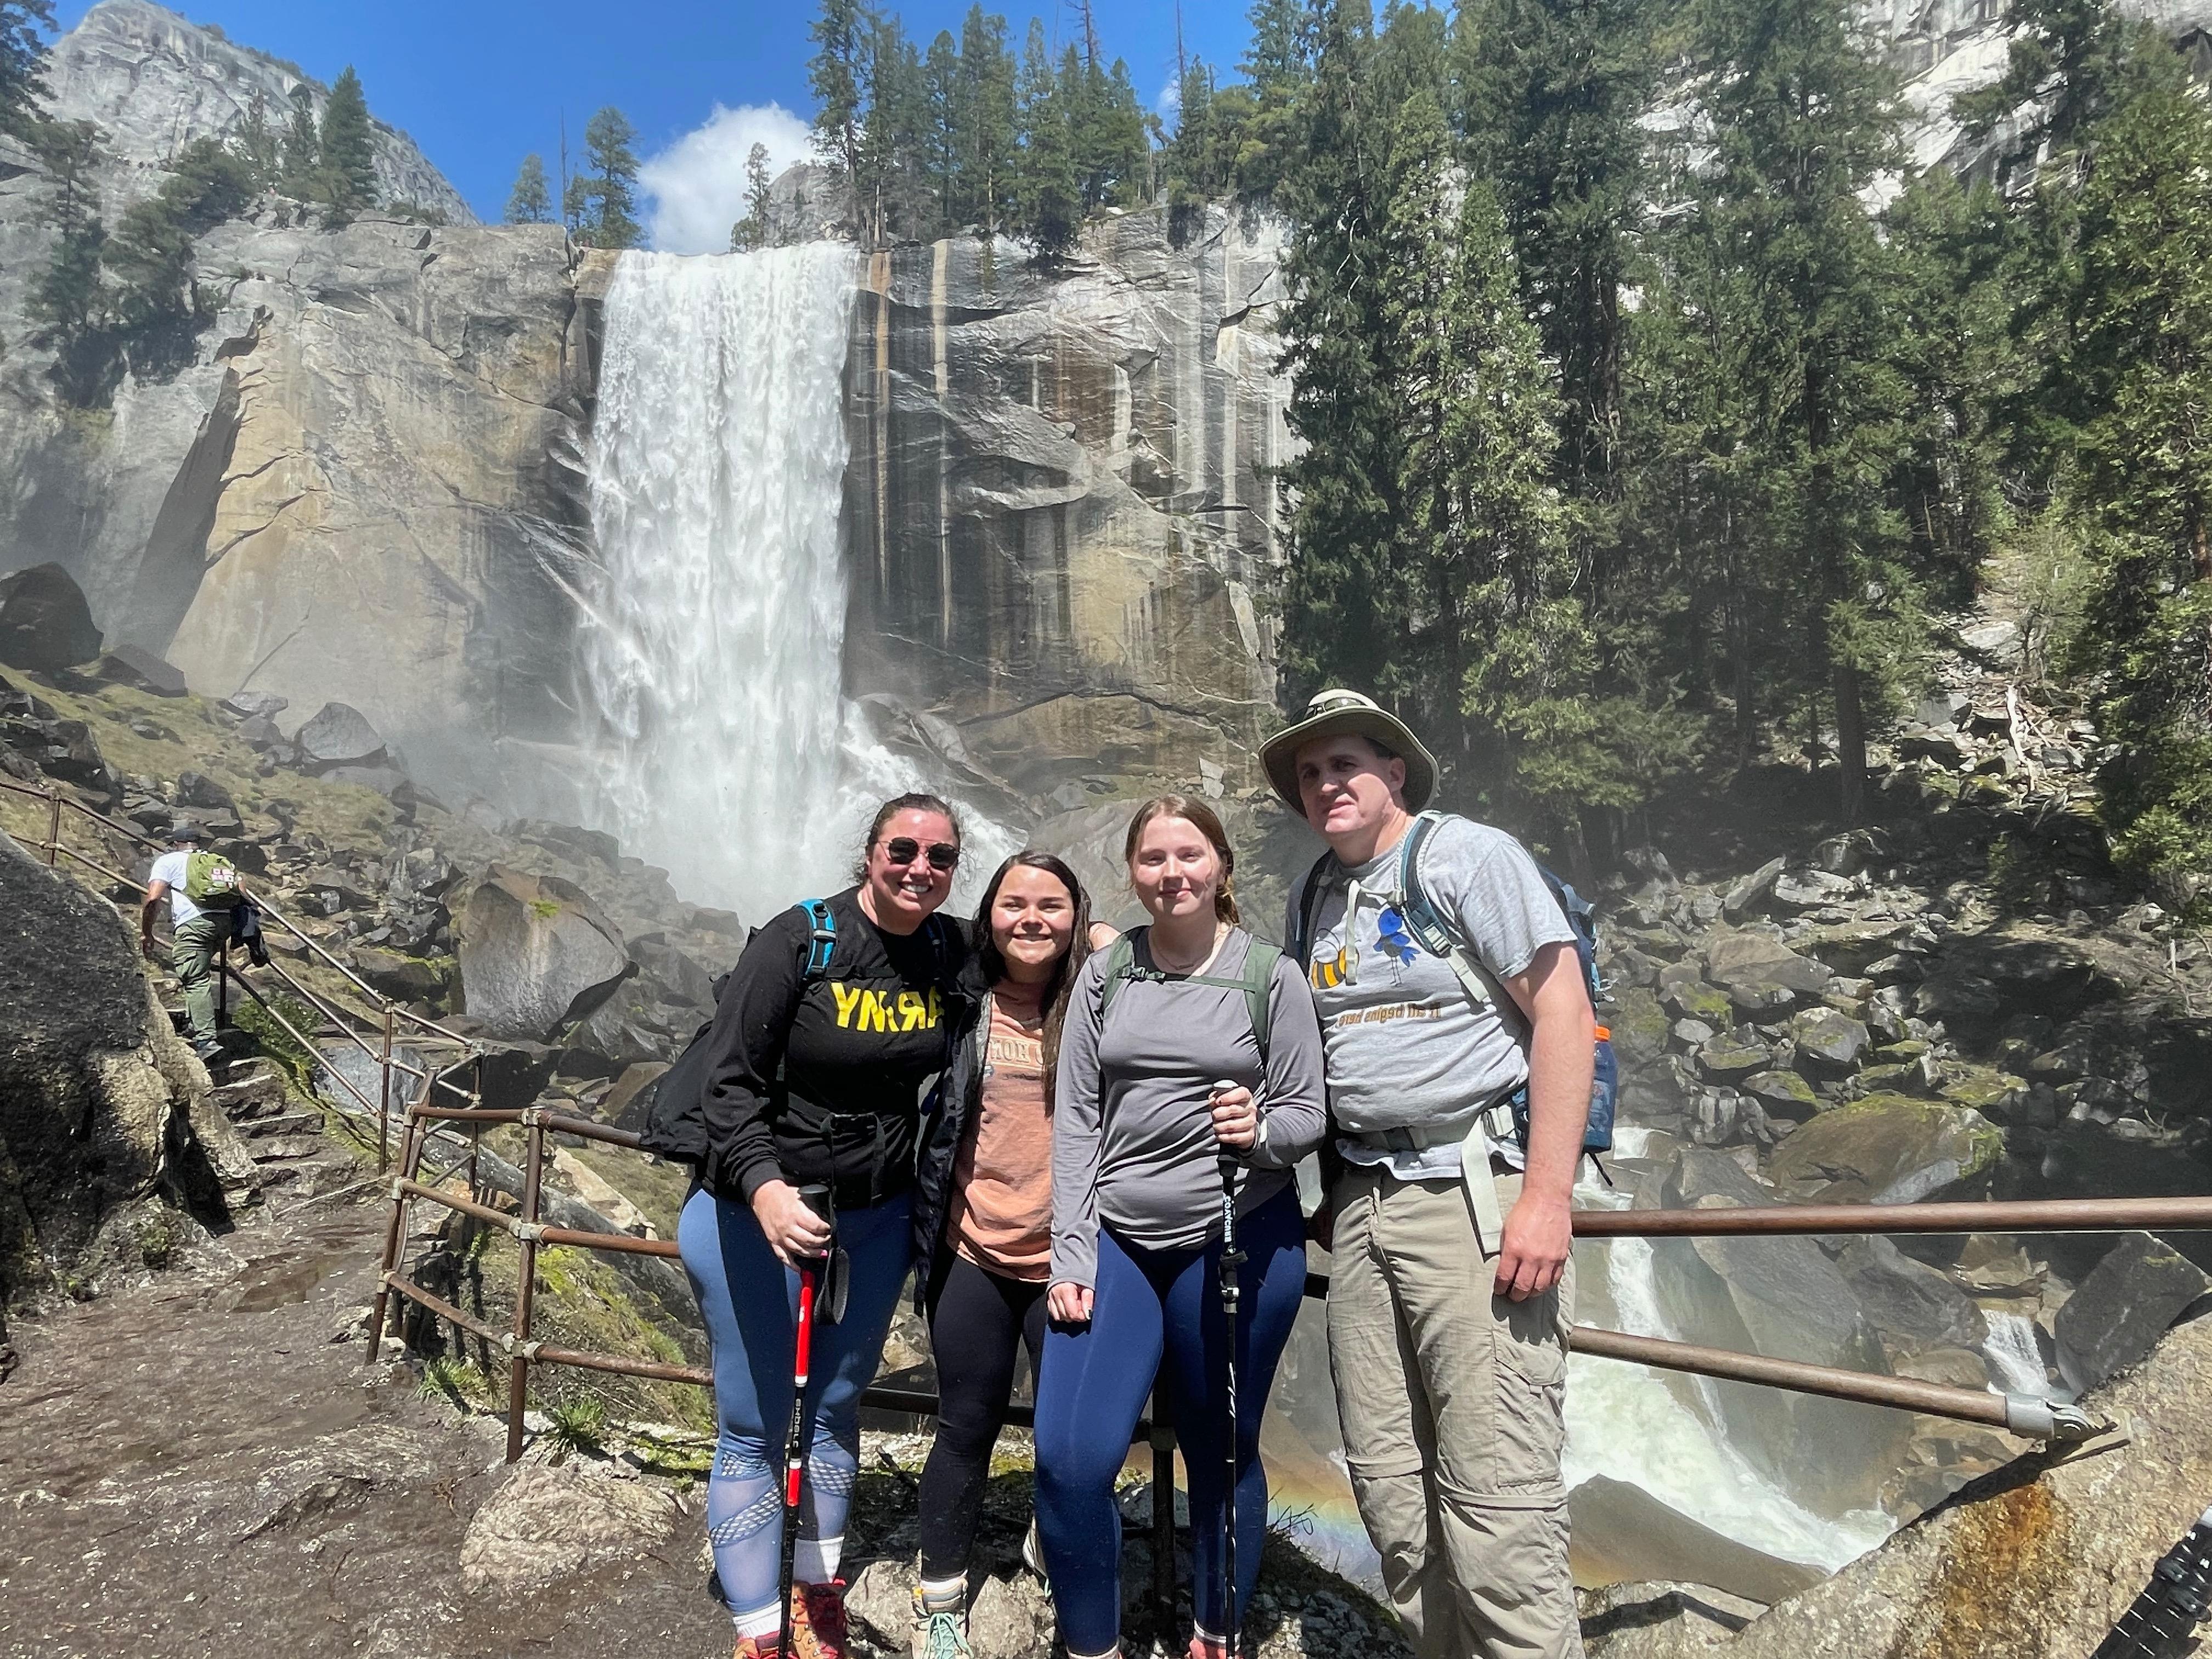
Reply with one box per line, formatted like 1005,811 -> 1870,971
918,1573 -> 966,1611
732,1602 -> 779,1639
1065,1647 -> 1120,1659
792,1534 -> 843,1584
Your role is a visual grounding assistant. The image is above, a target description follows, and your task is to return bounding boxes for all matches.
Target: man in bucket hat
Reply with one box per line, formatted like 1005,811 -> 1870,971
140,820 -> 239,1063
1263,690 -> 1593,1659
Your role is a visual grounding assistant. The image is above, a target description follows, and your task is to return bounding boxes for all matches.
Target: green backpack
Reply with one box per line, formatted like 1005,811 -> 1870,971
1098,930 -> 1279,1065
181,848 -> 244,908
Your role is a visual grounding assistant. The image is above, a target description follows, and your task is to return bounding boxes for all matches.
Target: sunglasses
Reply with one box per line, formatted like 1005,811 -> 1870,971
881,837 -> 961,872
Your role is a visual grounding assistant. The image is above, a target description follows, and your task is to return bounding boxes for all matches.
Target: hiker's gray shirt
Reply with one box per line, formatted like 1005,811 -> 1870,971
1050,926 -> 1328,1290
1287,815 -> 1576,1182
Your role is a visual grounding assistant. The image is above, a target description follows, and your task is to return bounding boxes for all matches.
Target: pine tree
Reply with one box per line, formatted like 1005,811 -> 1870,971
26,119 -> 111,403
953,5 -> 1017,234
232,89 -> 281,189
1236,0 -> 1316,198
858,12 -> 927,241
0,0 -> 54,143
1953,0 -> 2142,183
809,0 -> 868,185
506,153 -> 551,224
105,136 -> 252,337
1013,18 -> 1078,256
2051,55 -> 2212,890
922,29 -> 961,230
574,106 -> 641,249
1456,0 -> 1657,500
315,66 -> 377,218
732,143 -> 774,248
280,82 -> 319,197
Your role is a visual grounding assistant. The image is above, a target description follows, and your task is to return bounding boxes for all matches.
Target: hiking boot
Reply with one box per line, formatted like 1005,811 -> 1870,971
731,1637 -> 781,1659
1187,1633 -> 1231,1659
1021,1516 -> 1047,1584
790,1579 -> 848,1659
909,1605 -> 972,1659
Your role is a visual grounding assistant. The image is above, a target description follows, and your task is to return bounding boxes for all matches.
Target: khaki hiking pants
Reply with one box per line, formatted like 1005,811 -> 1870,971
1328,1164 -> 1582,1659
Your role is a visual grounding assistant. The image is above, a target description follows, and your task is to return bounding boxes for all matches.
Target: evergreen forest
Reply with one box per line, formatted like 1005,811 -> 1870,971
768,0 -> 2212,902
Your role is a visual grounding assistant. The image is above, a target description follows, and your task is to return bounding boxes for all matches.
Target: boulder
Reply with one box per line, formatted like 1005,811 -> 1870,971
1898,726 -> 1974,768
0,829 -> 252,1319
219,689 -> 288,720
1695,1034 -> 1771,1082
94,642 -> 188,696
1721,856 -> 1786,918
630,939 -> 715,1009
1585,1305 -> 2212,1659
603,1061 -> 670,1130
2053,1232 -> 2211,1394
292,702 -> 388,772
323,764 -> 412,799
1741,1069 -> 1819,1120
453,866 -> 630,1042
1836,1236 -> 1988,1350
1765,1095 -> 2004,1205
1912,969 -> 2003,1028
1568,1476 -> 1826,1607
457,1460 -> 680,1594
1789,1006 -> 1870,1071
1772,868 -> 1854,908
1702,931 -> 1832,1002
1652,1150 -> 1904,1511
173,770 -> 235,814
348,947 -> 447,1003
0,563 -> 102,670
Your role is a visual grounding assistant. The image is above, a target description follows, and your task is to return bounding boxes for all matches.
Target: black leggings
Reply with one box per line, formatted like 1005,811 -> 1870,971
917,1252 -> 1048,1578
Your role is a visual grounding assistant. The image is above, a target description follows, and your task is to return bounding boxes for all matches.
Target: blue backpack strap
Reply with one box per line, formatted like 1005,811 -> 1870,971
798,899 -> 838,981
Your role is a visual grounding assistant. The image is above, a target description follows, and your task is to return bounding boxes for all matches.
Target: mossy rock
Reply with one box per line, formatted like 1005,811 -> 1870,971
1767,1094 -> 2006,1203
1854,1061 -> 1931,1097
1664,980 -> 1735,1025
1742,1069 -> 1819,1118
1607,984 -> 1669,1064
1940,1066 -> 2027,1115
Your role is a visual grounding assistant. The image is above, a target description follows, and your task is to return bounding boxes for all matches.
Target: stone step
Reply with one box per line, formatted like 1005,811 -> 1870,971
241,1111 -> 324,1139
247,1135 -> 336,1164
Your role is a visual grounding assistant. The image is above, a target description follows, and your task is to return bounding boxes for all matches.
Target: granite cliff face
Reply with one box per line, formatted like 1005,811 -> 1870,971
842,210 -> 1293,805
43,0 -> 474,223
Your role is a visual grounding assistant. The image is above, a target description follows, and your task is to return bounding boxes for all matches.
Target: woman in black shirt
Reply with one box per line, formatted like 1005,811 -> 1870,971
679,792 -> 969,1659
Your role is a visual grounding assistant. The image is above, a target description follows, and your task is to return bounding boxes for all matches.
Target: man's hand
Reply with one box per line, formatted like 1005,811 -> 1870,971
1047,1282 -> 1093,1324
140,934 -> 159,962
1494,1188 -> 1571,1301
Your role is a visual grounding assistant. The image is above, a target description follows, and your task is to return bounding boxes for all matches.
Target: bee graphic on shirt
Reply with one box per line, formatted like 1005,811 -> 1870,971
1310,905 -> 1421,990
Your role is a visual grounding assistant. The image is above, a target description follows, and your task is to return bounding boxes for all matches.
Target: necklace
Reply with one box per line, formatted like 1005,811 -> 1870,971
1149,919 -> 1226,975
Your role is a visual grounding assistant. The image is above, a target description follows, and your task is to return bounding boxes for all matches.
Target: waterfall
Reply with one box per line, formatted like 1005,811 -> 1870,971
1983,1310 -> 2055,1399
578,246 -> 1009,918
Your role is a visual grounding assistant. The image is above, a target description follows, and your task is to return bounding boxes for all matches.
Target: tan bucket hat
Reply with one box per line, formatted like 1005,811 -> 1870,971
1260,689 -> 1438,816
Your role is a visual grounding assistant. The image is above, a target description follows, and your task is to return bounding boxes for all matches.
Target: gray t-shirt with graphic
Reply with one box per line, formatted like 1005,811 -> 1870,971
1286,815 -> 1575,1180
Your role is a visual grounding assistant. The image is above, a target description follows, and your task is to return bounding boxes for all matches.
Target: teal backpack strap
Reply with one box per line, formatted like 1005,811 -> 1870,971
798,899 -> 838,981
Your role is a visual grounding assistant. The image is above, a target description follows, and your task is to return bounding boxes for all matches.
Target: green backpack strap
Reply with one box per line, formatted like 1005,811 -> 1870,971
1237,939 -> 1279,1069
1098,933 -> 1138,1024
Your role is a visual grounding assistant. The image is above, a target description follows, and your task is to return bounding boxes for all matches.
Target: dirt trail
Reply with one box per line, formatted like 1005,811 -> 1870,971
0,1201 -> 730,1659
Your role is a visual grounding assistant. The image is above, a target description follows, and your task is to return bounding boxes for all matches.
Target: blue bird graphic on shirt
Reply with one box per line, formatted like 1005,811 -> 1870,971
1375,906 -> 1420,964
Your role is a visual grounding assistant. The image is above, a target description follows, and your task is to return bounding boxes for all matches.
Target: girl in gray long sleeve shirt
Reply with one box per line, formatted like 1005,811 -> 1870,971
1048,928 -> 1329,1289
1032,794 -> 1328,1659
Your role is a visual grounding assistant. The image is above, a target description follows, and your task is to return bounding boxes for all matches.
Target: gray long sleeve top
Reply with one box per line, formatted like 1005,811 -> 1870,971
1049,926 -> 1329,1290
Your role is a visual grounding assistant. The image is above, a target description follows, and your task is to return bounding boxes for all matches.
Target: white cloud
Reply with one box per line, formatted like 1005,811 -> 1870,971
640,103 -> 814,255
1156,77 -> 1182,123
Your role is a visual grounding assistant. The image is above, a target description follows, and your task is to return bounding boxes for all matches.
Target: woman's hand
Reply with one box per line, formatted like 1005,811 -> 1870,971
1047,1282 -> 1094,1324
1209,1084 -> 1259,1152
750,1178 -> 832,1268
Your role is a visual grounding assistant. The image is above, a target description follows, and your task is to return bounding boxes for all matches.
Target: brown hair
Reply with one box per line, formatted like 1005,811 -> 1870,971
975,851 -> 1094,1107
851,791 -> 962,882
1122,794 -> 1240,924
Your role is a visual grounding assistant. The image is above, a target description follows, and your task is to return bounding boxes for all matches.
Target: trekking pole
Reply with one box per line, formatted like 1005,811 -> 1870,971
2092,1505 -> 2212,1658
778,1183 -> 832,1659
1213,1082 -> 1245,1659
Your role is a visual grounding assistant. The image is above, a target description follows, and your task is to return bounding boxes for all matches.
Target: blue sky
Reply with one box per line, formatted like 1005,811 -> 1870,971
56,0 -> 1259,241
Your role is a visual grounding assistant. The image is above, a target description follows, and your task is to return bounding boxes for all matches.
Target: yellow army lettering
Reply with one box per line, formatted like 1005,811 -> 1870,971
830,983 -> 944,1032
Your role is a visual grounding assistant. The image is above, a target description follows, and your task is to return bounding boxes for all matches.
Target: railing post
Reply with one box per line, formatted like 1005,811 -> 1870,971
44,790 -> 59,865
1152,1379 -> 1176,1640
365,1085 -> 431,1365
377,1009 -> 394,1175
216,935 -> 229,1030
507,1112 -> 546,1463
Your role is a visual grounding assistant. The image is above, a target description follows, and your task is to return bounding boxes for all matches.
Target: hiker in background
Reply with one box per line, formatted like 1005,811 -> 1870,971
907,851 -> 1110,1658
1034,796 -> 1328,1659
1263,690 -> 1597,1659
140,819 -> 243,1062
674,794 -> 973,1659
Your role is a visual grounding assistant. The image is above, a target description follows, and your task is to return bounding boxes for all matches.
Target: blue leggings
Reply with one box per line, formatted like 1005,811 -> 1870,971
677,1186 -> 912,1621
1034,1185 -> 1306,1655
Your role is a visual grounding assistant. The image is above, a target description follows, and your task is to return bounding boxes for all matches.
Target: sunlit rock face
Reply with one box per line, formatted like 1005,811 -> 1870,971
840,207 -> 1296,806
42,0 -> 475,223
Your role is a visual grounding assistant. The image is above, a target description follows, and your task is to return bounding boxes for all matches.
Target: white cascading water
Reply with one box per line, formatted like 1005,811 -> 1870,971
1983,1310 -> 2055,1399
578,245 -> 1009,918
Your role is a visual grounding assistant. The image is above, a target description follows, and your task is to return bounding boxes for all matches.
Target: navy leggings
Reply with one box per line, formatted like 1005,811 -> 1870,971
677,1185 -> 912,1620
1034,1184 -> 1306,1655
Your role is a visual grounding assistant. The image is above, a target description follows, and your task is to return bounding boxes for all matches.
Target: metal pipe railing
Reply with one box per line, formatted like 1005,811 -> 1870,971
1573,1195 -> 2212,1237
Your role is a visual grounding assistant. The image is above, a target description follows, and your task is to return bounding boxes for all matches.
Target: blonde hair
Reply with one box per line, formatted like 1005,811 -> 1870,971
1122,794 -> 1240,924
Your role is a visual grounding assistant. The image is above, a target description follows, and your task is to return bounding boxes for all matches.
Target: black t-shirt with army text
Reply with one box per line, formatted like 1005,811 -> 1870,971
699,887 -> 970,1209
